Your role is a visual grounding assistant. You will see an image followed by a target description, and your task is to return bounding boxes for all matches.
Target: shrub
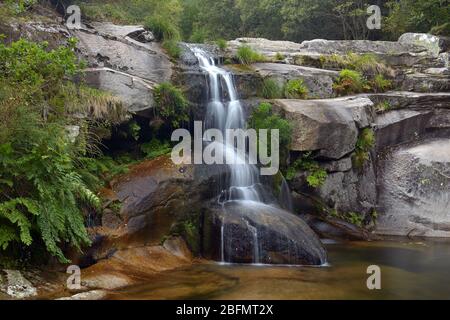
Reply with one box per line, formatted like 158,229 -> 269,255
0,38 -> 107,263
285,152 -> 327,188
153,82 -> 189,129
140,138 -> 172,159
145,15 -> 181,41
248,102 -> 292,161
236,46 -> 266,65
259,78 -> 283,99
284,79 -> 308,99
333,69 -> 366,96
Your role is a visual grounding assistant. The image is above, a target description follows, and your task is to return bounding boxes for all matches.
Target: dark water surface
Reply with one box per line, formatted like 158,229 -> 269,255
107,240 -> 450,300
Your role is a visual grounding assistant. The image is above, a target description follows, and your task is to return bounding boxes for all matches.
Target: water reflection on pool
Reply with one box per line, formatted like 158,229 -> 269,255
107,240 -> 450,300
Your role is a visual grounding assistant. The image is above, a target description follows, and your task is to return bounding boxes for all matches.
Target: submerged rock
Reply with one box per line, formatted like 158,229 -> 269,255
0,270 -> 37,299
203,201 -> 327,265
377,139 -> 450,237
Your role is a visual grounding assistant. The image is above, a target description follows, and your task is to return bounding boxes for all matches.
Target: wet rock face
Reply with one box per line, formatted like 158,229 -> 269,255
203,201 -> 327,265
376,139 -> 450,237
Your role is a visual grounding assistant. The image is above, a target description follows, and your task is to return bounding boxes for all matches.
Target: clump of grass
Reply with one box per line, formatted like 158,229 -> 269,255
375,101 -> 392,113
353,128 -> 375,169
60,83 -> 128,124
259,78 -> 283,99
275,52 -> 285,61
333,69 -> 367,96
371,74 -> 392,93
320,52 -> 393,78
162,39 -> 181,59
284,79 -> 308,99
215,39 -> 228,51
145,15 -> 180,41
236,45 -> 266,65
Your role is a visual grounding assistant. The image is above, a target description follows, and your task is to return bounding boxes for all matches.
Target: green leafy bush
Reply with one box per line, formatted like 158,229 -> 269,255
145,15 -> 181,42
259,78 -> 283,99
248,102 -> 292,161
153,82 -> 189,129
215,39 -> 228,51
236,46 -> 266,65
286,152 -> 327,188
140,139 -> 172,159
333,69 -> 367,96
284,79 -> 308,99
371,74 -> 392,93
0,39 -> 105,262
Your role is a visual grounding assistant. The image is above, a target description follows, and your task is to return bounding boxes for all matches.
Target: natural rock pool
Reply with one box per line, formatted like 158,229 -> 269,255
105,240 -> 450,300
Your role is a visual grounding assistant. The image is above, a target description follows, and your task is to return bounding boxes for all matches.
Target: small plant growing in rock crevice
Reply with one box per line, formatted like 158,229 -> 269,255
375,101 -> 392,113
371,74 -> 392,93
353,128 -> 375,169
284,79 -> 308,99
286,152 -> 327,188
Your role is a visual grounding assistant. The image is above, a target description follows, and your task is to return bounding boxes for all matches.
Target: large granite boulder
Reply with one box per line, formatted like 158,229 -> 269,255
376,139 -> 450,237
274,97 -> 374,159
203,201 -> 327,265
227,34 -> 444,68
252,63 -> 338,98
72,23 -> 173,115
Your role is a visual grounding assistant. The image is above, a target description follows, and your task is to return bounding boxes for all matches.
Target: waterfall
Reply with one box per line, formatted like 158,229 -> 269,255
188,46 -> 327,265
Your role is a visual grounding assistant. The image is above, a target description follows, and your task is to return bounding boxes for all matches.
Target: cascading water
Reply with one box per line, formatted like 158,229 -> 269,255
189,45 -> 327,265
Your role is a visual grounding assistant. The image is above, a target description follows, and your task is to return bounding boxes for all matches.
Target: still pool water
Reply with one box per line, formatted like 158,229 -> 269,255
107,240 -> 450,300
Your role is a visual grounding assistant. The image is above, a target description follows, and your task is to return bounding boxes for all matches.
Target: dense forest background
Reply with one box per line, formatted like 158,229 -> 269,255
71,0 -> 450,42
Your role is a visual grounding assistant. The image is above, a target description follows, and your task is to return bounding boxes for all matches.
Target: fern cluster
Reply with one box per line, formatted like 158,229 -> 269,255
0,38 -> 109,263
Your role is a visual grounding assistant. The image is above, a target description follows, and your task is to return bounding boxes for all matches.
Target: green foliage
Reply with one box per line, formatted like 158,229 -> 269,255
333,69 -> 367,96
153,82 -> 189,129
284,79 -> 308,99
353,128 -> 375,169
259,78 -> 283,99
286,152 -> 327,188
375,101 -> 392,113
140,139 -> 172,159
145,15 -> 181,42
0,38 -> 112,262
275,52 -> 285,61
215,39 -> 228,51
371,74 -> 392,93
162,39 -> 182,59
384,0 -> 450,38
320,53 -> 392,78
236,46 -> 266,65
248,102 -> 292,162
3,0 -> 37,15
430,22 -> 450,36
